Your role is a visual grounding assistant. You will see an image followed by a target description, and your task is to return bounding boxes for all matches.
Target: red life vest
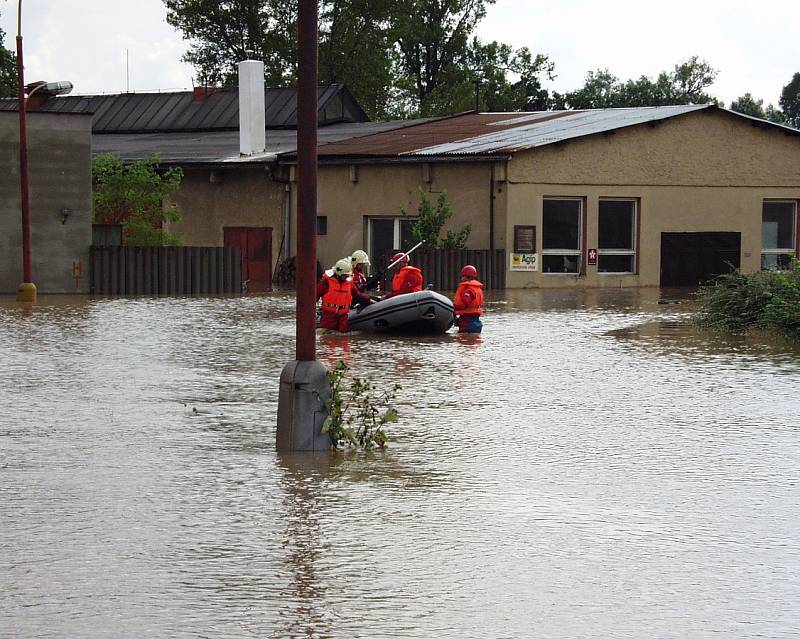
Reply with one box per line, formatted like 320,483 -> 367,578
321,274 -> 352,315
454,279 -> 484,316
392,266 -> 423,295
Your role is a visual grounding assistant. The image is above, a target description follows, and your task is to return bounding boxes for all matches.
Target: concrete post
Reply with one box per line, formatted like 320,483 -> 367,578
276,0 -> 331,452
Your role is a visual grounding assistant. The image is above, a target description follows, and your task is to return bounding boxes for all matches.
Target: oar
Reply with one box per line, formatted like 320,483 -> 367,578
360,240 -> 425,291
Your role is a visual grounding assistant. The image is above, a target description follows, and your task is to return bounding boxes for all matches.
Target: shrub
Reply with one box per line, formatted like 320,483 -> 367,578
694,261 -> 800,339
403,187 -> 471,249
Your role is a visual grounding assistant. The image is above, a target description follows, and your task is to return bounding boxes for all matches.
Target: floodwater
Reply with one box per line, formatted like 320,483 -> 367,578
1,289 -> 799,639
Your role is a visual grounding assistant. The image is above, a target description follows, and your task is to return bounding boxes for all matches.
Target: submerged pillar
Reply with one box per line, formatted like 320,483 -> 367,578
276,0 -> 330,451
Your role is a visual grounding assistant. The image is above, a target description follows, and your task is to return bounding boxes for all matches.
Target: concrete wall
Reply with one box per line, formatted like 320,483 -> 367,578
167,166 -> 285,262
314,161 -> 503,271
0,111 -> 92,294
505,109 -> 800,288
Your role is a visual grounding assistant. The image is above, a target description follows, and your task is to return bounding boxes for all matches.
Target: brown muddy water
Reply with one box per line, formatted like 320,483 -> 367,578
1,289 -> 799,638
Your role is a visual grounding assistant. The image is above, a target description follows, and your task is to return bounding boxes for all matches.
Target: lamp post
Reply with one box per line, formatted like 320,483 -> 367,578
14,0 -> 72,303
15,0 -> 34,302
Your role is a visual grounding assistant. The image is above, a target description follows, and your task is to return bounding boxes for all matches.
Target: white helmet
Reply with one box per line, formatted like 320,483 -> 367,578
333,258 -> 353,276
351,249 -> 370,266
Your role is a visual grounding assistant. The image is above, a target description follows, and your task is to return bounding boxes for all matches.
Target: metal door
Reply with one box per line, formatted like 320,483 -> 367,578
224,227 -> 272,292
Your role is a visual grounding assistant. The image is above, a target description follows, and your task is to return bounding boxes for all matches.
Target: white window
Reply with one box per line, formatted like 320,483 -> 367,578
542,198 -> 582,273
367,217 -> 417,265
598,199 -> 637,273
761,200 -> 797,270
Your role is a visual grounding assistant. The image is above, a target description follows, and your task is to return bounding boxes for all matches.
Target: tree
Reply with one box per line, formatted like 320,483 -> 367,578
0,18 -> 17,98
164,0 -> 396,118
164,0 -> 553,119
564,57 -> 719,109
730,93 -> 766,118
404,188 -> 471,249
92,154 -> 184,246
779,72 -> 800,128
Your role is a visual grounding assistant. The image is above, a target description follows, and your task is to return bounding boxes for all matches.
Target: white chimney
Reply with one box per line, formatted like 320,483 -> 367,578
238,60 -> 266,156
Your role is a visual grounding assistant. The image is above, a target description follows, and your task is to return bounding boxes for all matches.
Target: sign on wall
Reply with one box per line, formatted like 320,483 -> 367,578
587,248 -> 597,265
510,252 -> 538,271
514,225 -> 536,253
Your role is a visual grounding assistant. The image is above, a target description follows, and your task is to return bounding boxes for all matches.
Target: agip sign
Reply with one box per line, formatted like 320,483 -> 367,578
510,253 -> 538,271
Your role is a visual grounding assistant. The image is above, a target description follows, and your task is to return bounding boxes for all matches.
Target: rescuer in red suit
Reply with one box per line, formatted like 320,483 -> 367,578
316,259 -> 372,332
453,264 -> 484,333
349,249 -> 370,291
384,252 -> 424,298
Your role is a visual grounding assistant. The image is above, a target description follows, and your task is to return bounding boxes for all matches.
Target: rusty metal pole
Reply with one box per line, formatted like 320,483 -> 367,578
275,0 -> 330,452
16,0 -> 36,303
295,0 -> 318,362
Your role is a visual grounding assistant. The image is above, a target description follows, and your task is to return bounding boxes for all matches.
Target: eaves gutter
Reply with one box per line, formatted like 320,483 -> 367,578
278,154 -> 512,166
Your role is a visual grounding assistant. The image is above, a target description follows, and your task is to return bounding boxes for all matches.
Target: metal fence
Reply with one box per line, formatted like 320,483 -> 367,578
376,249 -> 506,291
90,246 -> 243,295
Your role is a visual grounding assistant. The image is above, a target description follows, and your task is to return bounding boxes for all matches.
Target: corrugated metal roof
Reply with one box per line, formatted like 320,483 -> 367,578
412,105 -> 708,155
91,119 -> 435,165
0,84 -> 368,133
317,105 -> 720,158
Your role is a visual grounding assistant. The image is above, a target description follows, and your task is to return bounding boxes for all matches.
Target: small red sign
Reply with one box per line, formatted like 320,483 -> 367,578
587,249 -> 597,265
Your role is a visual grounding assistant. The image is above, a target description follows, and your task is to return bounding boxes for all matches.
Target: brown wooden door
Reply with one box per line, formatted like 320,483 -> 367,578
224,227 -> 272,292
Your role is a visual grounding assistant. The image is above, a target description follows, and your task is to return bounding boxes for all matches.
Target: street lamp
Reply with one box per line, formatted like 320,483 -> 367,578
15,0 -> 72,302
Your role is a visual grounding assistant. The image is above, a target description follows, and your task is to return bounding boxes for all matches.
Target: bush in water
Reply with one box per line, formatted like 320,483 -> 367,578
322,361 -> 400,449
694,260 -> 800,339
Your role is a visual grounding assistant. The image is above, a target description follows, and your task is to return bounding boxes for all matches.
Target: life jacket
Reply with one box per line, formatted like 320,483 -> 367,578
320,274 -> 352,315
454,279 -> 484,316
392,265 -> 423,295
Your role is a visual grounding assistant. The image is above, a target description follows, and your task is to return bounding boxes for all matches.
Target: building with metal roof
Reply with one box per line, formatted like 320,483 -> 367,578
0,84 -> 367,133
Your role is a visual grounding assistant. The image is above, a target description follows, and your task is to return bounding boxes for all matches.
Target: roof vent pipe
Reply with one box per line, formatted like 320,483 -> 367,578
238,60 -> 265,156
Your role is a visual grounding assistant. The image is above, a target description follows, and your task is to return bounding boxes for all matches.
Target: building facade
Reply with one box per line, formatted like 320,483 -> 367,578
0,111 -> 92,294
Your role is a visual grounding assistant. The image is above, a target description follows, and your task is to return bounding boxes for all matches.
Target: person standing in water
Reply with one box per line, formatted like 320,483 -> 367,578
453,264 -> 484,333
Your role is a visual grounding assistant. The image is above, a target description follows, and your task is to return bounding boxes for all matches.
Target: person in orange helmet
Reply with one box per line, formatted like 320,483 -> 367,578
384,251 -> 423,298
453,264 -> 484,333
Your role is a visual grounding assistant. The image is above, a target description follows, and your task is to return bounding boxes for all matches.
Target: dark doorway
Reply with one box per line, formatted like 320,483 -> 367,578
224,227 -> 272,292
660,232 -> 740,287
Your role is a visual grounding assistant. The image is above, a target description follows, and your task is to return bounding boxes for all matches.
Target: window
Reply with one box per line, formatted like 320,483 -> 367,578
316,215 -> 328,235
368,217 -> 417,264
761,200 -> 797,270
598,199 -> 637,273
542,198 -> 582,273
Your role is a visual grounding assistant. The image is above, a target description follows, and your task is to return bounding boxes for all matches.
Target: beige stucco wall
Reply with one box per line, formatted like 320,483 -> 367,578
313,161 -> 503,270
505,109 -> 800,288
168,166 -> 285,261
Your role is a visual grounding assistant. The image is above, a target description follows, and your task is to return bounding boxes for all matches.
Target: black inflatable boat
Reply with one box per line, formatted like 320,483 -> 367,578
348,290 -> 455,334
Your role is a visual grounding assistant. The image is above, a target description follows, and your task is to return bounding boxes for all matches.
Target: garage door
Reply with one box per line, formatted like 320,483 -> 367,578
660,232 -> 740,287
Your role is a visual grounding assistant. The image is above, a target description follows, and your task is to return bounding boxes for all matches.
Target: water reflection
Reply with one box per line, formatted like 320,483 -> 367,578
2,289 -> 799,638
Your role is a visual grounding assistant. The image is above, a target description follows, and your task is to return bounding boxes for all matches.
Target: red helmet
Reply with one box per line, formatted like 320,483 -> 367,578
391,252 -> 409,266
461,265 -> 477,278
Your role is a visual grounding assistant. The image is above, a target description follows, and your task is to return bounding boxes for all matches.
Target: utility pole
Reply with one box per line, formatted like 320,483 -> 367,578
276,0 -> 331,452
16,0 -> 35,303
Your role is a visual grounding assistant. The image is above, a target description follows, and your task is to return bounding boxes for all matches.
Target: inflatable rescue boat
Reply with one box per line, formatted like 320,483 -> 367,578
348,290 -> 455,334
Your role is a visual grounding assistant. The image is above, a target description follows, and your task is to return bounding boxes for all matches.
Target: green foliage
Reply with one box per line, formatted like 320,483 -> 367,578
0,19 -> 17,99
321,361 -> 400,450
403,188 -> 470,249
564,57 -> 720,109
779,72 -> 800,128
163,0 -> 554,119
92,154 -> 184,246
694,261 -> 800,340
730,92 -> 786,123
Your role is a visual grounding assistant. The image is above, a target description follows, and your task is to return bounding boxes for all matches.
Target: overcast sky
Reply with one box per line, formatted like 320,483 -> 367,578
1,0 -> 797,107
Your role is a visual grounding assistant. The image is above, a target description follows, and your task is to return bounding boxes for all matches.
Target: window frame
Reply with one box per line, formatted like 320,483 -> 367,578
761,199 -> 798,270
597,197 -> 639,275
541,196 -> 584,275
366,216 -> 418,255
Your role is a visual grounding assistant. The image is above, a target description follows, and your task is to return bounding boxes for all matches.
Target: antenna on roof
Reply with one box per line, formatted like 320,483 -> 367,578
474,78 -> 480,113
125,49 -> 130,93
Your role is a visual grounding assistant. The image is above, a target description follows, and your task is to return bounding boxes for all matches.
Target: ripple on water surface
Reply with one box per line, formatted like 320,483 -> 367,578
1,290 -> 799,638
